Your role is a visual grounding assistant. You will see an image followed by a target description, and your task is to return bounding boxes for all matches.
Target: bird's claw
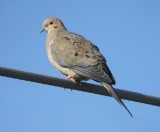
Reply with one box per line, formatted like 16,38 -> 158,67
66,76 -> 76,83
65,76 -> 82,90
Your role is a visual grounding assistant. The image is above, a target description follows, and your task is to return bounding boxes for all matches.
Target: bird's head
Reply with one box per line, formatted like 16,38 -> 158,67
40,18 -> 66,33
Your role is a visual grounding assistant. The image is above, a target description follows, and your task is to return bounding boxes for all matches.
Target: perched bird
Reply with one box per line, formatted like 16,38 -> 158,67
41,17 -> 133,117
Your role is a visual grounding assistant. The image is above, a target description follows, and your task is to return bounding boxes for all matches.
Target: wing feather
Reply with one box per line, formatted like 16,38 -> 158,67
51,31 -> 115,84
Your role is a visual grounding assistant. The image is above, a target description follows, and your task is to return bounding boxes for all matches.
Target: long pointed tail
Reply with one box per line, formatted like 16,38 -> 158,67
102,82 -> 133,117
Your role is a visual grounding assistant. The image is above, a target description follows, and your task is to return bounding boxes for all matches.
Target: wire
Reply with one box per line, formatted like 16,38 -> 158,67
0,66 -> 160,106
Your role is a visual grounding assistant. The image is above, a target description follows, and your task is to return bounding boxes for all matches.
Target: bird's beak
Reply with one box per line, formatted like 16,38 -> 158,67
40,28 -> 45,33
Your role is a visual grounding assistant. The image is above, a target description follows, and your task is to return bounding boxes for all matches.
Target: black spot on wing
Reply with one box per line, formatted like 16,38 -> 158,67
64,37 -> 70,40
92,56 -> 97,59
74,52 -> 79,56
85,55 -> 90,58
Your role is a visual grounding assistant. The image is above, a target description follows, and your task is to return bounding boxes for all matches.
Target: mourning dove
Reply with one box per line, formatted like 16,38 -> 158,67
41,18 -> 133,117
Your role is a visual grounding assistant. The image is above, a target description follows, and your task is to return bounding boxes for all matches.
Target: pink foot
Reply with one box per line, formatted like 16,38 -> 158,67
65,75 -> 77,91
65,75 -> 76,84
66,75 -> 72,80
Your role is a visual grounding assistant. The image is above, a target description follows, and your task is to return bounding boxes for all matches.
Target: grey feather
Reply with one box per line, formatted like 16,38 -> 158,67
52,31 -> 116,84
102,82 -> 133,117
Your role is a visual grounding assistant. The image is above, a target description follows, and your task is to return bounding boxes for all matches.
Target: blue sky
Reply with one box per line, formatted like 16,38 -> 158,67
0,0 -> 160,131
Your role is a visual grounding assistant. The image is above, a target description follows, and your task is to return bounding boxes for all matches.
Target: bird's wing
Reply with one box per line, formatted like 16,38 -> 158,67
50,31 -> 115,84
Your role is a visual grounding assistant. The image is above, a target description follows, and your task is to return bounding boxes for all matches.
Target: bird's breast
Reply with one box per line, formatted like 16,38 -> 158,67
46,41 -> 87,81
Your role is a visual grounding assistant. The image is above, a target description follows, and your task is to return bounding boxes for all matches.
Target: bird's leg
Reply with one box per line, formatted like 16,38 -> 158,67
65,75 -> 82,90
65,75 -> 77,91
63,76 -> 73,90
66,75 -> 76,83
66,76 -> 82,85
66,75 -> 73,80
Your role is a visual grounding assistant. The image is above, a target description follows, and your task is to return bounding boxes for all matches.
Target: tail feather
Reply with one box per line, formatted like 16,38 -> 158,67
102,82 -> 133,117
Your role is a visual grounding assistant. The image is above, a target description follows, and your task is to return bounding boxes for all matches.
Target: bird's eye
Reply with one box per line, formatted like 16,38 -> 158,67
50,22 -> 53,25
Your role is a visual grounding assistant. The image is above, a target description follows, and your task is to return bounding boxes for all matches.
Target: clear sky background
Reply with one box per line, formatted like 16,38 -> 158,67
0,0 -> 160,132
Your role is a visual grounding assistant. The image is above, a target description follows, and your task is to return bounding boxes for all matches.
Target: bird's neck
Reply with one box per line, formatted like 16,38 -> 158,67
47,27 -> 67,43
46,31 -> 56,47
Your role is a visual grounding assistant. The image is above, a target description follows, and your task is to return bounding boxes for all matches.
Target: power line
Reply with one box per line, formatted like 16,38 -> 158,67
0,66 -> 160,106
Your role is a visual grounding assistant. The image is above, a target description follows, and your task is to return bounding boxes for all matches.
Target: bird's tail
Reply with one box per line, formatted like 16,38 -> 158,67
102,82 -> 133,117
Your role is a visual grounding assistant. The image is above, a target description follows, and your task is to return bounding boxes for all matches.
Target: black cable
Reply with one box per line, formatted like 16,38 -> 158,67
0,66 -> 160,106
